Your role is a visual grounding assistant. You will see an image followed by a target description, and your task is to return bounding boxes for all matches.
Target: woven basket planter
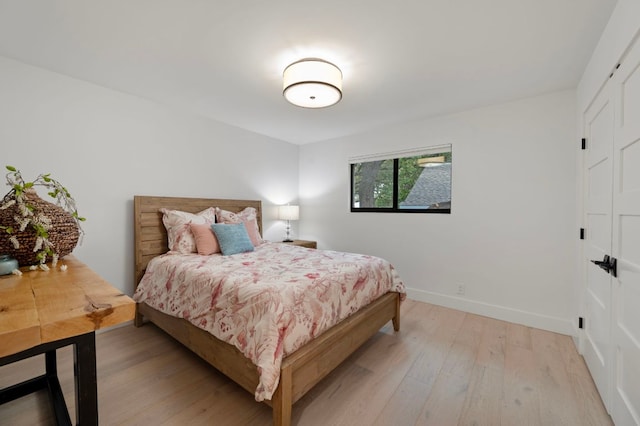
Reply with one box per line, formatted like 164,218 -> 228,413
0,190 -> 80,266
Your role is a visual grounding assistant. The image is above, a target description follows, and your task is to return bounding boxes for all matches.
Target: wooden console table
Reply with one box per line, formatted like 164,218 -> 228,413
0,255 -> 135,425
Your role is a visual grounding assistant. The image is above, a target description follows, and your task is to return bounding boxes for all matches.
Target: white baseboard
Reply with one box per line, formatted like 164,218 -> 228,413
406,287 -> 574,336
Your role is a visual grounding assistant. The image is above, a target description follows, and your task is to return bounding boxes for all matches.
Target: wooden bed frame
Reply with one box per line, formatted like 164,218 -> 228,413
133,195 -> 401,426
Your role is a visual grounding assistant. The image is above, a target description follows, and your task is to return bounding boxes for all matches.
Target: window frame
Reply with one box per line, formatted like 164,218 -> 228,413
349,145 -> 452,214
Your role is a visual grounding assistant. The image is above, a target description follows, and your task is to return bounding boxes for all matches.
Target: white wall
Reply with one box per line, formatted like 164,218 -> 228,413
299,90 -> 577,334
0,56 -> 299,296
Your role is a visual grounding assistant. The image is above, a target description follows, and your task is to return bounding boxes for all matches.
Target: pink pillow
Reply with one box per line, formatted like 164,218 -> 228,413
190,223 -> 221,255
242,219 -> 262,248
215,207 -> 263,246
160,207 -> 216,254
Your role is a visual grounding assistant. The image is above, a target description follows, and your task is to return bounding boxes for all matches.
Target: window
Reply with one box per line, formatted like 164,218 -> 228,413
350,145 -> 452,213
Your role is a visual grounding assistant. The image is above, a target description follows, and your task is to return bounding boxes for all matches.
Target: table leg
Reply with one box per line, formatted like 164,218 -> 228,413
73,332 -> 98,426
1,332 -> 99,425
45,350 -> 72,425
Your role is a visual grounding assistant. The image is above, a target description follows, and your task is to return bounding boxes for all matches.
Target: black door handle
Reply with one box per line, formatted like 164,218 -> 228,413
591,254 -> 611,272
590,255 -> 617,277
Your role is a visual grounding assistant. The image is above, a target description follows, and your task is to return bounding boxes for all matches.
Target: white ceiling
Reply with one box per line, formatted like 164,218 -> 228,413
0,0 -> 617,144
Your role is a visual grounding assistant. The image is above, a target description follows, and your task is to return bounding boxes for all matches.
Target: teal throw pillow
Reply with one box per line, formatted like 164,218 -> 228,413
211,223 -> 254,256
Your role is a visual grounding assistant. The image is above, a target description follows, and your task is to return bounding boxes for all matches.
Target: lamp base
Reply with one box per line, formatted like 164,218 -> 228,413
282,239 -> 294,243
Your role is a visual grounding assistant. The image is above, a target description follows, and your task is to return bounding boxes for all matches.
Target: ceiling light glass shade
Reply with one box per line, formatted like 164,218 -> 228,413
283,59 -> 342,108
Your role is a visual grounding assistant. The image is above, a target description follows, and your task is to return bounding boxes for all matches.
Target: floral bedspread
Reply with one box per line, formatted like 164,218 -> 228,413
133,242 -> 405,401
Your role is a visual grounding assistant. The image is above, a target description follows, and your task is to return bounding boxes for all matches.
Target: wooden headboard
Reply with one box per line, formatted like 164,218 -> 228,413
133,195 -> 262,288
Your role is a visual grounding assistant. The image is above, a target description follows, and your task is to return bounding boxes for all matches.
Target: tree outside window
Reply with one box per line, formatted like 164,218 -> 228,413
350,146 -> 452,213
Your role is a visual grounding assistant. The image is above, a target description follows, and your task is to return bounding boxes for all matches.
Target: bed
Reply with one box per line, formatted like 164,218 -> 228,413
132,195 -> 404,426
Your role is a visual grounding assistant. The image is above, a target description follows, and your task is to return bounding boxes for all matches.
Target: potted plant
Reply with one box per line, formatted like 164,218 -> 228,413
0,165 -> 85,267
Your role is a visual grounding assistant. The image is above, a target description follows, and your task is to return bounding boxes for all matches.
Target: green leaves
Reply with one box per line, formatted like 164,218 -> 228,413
33,223 -> 49,239
0,225 -> 14,234
3,165 -> 86,264
71,211 -> 86,221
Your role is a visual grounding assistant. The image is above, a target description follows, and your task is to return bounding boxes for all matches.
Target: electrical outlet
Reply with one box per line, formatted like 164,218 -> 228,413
456,284 -> 466,295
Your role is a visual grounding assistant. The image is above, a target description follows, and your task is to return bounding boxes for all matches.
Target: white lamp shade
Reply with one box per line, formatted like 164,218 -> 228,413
278,205 -> 299,221
283,59 -> 342,108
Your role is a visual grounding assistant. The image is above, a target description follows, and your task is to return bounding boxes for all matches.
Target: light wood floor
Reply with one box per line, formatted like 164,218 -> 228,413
0,299 -> 612,425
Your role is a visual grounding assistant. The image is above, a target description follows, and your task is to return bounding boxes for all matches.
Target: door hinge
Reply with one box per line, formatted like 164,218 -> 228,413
609,63 -> 621,79
580,228 -> 585,240
581,138 -> 586,150
579,317 -> 584,329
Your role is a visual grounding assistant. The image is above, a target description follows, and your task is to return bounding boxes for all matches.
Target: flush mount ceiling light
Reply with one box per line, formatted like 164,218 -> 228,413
283,58 -> 342,108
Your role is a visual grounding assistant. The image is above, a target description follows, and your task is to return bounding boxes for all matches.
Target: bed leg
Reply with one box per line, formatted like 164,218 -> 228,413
392,294 -> 401,332
272,366 -> 293,426
134,305 -> 144,327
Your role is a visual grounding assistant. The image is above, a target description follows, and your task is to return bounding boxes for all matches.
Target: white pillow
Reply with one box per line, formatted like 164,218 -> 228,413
160,207 -> 216,254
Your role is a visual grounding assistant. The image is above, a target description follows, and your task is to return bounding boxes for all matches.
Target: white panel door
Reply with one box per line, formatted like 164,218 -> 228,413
583,79 -> 615,410
611,34 -> 640,426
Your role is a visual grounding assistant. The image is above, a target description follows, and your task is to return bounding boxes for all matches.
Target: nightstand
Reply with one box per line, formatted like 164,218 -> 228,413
282,239 -> 317,249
